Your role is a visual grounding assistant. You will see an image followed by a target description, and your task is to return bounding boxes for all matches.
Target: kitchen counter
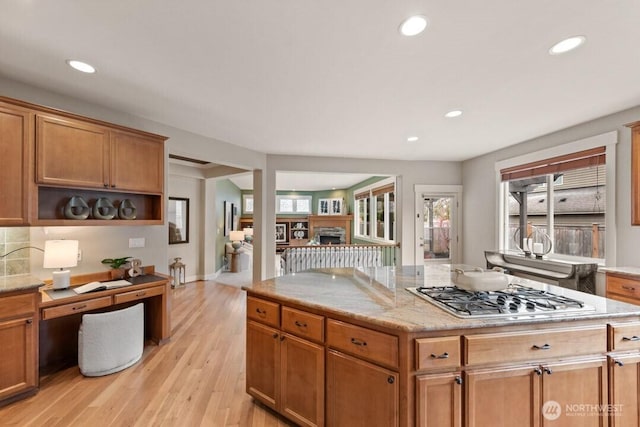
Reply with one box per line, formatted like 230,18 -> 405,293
600,266 -> 640,278
0,274 -> 44,293
243,264 -> 640,332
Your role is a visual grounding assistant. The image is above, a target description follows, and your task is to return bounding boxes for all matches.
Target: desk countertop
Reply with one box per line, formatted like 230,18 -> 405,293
0,275 -> 44,294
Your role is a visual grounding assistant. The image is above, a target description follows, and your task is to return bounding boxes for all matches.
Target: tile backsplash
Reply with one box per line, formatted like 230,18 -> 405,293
0,228 -> 31,277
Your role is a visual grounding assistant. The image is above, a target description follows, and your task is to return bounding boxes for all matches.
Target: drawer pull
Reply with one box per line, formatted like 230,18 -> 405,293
622,336 -> 640,342
256,308 -> 267,317
455,376 -> 463,385
430,352 -> 449,359
622,285 -> 636,291
351,338 -> 367,347
72,304 -> 87,311
614,359 -> 624,367
387,376 -> 395,384
532,343 -> 551,350
294,320 -> 308,328
136,292 -> 147,297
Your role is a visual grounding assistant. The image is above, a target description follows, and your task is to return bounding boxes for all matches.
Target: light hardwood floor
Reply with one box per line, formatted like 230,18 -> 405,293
0,281 -> 295,427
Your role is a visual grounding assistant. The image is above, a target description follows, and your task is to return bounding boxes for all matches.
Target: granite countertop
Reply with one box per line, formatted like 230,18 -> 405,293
243,264 -> 640,333
0,275 -> 45,294
600,266 -> 640,278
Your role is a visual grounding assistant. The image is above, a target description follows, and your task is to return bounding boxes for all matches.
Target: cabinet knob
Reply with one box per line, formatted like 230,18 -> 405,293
534,367 -> 542,376
272,333 -> 278,339
532,343 -> 551,350
26,319 -> 33,324
455,376 -> 463,385
544,367 -> 553,375
387,376 -> 395,384
614,359 -> 624,367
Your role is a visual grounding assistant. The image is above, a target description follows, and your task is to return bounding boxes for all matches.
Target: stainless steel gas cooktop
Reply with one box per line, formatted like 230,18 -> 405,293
406,284 -> 596,319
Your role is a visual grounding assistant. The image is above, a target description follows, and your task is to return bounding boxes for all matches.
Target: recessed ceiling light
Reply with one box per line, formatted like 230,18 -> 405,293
549,36 -> 586,55
407,136 -> 419,142
444,110 -> 463,118
66,59 -> 96,74
399,15 -> 428,36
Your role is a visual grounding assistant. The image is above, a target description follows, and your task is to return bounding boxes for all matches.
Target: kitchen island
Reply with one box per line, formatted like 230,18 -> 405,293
243,265 -> 640,426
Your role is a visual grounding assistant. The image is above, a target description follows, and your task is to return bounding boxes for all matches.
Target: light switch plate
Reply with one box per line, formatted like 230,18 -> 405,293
129,237 -> 146,248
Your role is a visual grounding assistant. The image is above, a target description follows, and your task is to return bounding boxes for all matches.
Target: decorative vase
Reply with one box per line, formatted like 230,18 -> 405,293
93,197 -> 117,220
118,199 -> 137,220
64,196 -> 90,220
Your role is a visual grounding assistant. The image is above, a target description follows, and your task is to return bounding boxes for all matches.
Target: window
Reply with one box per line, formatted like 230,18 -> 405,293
501,147 -> 606,260
354,180 -> 395,242
276,195 -> 312,214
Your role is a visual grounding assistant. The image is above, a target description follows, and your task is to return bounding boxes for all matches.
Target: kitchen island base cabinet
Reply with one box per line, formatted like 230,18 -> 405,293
326,350 -> 398,427
246,320 -> 279,409
466,358 -> 607,427
416,372 -> 462,427
609,354 -> 640,427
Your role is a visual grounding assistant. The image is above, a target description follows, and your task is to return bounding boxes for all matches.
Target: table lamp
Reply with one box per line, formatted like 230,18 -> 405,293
243,227 -> 254,243
43,240 -> 79,290
229,231 -> 245,252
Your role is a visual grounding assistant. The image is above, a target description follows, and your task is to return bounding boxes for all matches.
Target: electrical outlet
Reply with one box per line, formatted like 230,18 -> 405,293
129,237 -> 146,248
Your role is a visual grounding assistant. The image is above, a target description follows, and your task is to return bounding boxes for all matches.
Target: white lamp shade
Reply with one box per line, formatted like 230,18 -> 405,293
43,240 -> 79,269
243,227 -> 254,236
229,231 -> 245,242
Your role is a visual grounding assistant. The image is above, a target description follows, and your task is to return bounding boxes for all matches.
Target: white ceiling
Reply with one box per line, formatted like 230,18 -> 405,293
1,1 -> 640,162
228,171 -> 380,191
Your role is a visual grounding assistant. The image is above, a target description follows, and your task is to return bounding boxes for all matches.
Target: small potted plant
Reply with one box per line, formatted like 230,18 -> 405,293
101,256 -> 132,279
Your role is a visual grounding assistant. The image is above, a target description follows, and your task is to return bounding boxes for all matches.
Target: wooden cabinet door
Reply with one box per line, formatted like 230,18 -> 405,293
246,320 -> 280,410
110,131 -> 164,193
465,365 -> 540,427
36,114 -> 109,189
609,354 -> 640,427
0,315 -> 37,401
416,372 -> 462,427
541,358 -> 607,427
326,349 -> 398,427
0,102 -> 31,225
281,333 -> 324,427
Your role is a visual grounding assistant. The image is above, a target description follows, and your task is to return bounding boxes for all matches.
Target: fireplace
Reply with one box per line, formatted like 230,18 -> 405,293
315,227 -> 346,244
319,235 -> 342,245
308,214 -> 353,245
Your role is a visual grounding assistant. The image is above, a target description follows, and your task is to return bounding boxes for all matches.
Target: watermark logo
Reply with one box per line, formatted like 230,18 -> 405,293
542,400 -> 562,420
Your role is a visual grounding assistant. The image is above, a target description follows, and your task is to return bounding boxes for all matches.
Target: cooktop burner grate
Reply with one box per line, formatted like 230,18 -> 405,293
408,284 -> 592,318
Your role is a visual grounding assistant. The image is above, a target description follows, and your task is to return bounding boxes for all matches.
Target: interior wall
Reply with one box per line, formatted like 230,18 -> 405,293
462,104 -> 640,268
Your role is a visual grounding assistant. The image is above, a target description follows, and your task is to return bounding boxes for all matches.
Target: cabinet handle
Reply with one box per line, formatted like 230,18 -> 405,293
103,183 -> 109,188
544,367 -> 553,375
387,376 -> 395,384
351,338 -> 367,347
532,343 -> 551,350
455,376 -> 463,385
72,304 -> 87,311
622,285 -> 636,291
26,319 -> 33,324
256,308 -> 267,317
622,336 -> 640,341
614,359 -> 624,367
272,333 -> 278,339
430,352 -> 449,359
294,320 -> 307,328
280,335 -> 286,342
136,292 -> 146,297
534,367 -> 543,376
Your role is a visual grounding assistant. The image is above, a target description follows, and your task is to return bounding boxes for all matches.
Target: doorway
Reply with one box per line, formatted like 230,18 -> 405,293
414,186 -> 462,265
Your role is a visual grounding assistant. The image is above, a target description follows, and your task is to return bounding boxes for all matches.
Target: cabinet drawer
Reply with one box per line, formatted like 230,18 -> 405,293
281,306 -> 324,343
247,296 -> 280,328
327,319 -> 398,368
464,325 -> 606,366
607,274 -> 640,302
41,296 -> 112,320
415,336 -> 461,371
0,293 -> 36,319
609,322 -> 640,351
114,285 -> 164,304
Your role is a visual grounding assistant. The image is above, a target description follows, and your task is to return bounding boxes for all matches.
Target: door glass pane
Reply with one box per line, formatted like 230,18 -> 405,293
423,197 -> 451,261
388,192 -> 395,241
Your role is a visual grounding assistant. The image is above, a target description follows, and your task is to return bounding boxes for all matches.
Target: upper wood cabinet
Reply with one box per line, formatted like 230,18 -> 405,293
36,114 -> 164,194
628,121 -> 640,225
0,101 -> 32,225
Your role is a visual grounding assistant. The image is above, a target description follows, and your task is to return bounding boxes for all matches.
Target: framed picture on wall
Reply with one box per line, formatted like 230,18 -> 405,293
275,223 -> 287,243
318,198 -> 343,215
224,201 -> 232,236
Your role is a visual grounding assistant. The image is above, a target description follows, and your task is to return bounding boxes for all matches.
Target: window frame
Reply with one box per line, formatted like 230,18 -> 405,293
276,194 -> 312,214
353,178 -> 396,243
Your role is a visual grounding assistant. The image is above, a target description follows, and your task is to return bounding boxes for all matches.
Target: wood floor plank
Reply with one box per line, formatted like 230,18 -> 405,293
0,281 -> 295,427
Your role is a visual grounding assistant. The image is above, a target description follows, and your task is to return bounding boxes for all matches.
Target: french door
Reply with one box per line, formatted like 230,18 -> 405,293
415,186 -> 461,265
